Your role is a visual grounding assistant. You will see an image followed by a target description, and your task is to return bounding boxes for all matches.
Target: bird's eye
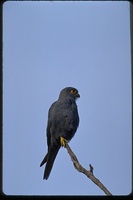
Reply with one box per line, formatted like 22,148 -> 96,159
70,89 -> 77,94
70,89 -> 74,94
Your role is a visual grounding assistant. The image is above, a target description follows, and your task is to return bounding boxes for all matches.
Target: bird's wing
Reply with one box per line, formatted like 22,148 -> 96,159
40,153 -> 48,167
45,101 -> 57,148
40,101 -> 61,180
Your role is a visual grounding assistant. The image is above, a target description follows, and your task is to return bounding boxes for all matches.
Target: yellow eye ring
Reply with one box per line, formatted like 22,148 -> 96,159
70,89 -> 77,94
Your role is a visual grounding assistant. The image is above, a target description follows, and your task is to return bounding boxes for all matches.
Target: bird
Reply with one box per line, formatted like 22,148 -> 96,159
40,87 -> 80,180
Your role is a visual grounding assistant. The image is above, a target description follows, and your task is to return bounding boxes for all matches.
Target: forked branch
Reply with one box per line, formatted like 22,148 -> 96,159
65,143 -> 112,196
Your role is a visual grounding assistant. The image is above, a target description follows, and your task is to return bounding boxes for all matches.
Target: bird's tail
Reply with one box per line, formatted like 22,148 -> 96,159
40,145 -> 60,180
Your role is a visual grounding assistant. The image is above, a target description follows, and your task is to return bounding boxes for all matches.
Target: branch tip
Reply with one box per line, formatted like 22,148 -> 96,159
65,143 -> 112,196
89,164 -> 94,174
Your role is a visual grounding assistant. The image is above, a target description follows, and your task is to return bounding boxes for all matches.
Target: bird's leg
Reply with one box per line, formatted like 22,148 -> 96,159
60,136 -> 68,147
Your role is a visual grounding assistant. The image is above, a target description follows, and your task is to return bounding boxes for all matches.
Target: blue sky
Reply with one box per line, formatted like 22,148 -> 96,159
3,1 -> 132,196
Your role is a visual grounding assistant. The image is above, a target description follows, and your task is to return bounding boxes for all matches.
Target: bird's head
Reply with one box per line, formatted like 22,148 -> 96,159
59,87 -> 80,100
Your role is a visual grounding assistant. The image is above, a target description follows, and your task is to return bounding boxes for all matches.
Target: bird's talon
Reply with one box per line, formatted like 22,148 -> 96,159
60,136 -> 68,147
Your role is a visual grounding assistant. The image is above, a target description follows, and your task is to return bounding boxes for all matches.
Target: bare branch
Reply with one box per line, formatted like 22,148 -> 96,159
65,143 -> 112,196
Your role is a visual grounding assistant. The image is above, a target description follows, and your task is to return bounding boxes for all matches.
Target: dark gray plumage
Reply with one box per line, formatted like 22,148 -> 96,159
40,87 -> 80,180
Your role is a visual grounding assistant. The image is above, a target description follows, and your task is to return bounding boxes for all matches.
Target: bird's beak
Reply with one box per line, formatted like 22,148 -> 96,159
76,93 -> 80,98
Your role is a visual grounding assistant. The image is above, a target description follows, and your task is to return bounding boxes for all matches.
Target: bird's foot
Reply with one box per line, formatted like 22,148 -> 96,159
60,136 -> 68,147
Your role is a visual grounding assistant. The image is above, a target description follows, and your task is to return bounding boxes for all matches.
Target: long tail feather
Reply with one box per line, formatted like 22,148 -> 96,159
42,145 -> 60,180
